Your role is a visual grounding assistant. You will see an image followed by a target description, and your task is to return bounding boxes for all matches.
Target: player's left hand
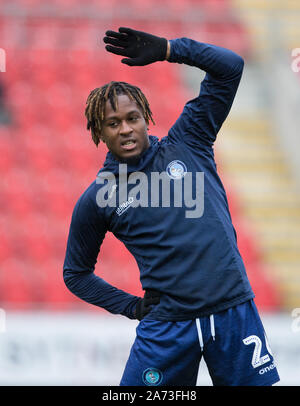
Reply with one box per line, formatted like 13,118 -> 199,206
134,290 -> 160,320
103,27 -> 168,66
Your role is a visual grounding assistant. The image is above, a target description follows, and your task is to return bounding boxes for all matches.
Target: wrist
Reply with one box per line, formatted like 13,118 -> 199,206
166,40 -> 171,60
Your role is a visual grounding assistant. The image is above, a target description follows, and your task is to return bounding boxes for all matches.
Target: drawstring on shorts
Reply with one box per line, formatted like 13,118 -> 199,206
196,314 -> 215,352
196,318 -> 204,352
210,314 -> 215,341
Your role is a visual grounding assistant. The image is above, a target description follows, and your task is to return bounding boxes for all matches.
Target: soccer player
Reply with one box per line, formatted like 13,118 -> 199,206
63,27 -> 280,386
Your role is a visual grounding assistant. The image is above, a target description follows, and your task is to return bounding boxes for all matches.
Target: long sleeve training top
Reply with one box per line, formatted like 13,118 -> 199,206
63,38 -> 254,321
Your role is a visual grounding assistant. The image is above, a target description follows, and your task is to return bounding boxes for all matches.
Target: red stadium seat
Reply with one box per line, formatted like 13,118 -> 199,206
0,234 -> 13,262
0,258 -> 34,306
0,136 -> 14,172
40,258 -> 81,308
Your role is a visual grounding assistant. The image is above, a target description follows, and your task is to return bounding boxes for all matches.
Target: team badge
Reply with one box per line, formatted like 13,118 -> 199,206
142,368 -> 163,386
166,160 -> 187,179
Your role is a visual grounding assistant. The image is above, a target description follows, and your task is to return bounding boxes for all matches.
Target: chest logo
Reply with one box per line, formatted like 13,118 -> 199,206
166,160 -> 187,179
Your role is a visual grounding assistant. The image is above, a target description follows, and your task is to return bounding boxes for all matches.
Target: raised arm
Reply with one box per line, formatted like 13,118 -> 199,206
103,28 -> 244,146
167,38 -> 244,146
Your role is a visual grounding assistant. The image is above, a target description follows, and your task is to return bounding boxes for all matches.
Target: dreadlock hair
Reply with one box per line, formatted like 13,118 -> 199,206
85,81 -> 155,147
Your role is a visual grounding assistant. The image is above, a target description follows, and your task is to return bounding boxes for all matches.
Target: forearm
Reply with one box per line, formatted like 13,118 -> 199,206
167,38 -> 244,80
63,269 -> 140,319
166,38 -> 244,145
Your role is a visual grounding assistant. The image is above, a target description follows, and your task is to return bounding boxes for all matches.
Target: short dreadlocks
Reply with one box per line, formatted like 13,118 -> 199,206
85,81 -> 155,147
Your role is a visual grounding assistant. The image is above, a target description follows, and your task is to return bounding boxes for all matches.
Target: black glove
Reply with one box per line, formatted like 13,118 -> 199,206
135,290 -> 160,320
103,27 -> 168,66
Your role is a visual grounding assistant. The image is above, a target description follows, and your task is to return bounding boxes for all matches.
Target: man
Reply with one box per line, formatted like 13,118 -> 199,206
63,27 -> 280,386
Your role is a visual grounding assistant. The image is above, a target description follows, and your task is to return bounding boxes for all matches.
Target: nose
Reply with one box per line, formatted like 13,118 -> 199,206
119,120 -> 133,135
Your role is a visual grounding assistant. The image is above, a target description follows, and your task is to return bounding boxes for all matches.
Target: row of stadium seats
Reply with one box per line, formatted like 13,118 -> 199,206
0,3 -> 251,59
2,0 -> 230,15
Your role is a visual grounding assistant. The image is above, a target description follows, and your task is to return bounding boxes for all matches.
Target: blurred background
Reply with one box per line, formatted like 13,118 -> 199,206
0,0 -> 299,386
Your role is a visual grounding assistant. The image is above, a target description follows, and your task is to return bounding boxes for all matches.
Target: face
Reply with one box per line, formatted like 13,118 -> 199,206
100,94 -> 150,162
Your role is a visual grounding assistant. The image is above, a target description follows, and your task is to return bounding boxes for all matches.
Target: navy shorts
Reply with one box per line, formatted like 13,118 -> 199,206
120,300 -> 280,386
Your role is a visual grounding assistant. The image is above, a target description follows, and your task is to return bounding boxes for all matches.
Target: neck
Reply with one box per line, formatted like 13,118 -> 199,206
117,155 -> 143,165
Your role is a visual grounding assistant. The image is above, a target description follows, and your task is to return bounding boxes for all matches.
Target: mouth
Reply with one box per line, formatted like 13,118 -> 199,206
120,139 -> 137,151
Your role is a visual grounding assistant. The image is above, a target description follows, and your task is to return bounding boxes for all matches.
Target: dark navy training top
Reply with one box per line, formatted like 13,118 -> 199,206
63,38 -> 254,321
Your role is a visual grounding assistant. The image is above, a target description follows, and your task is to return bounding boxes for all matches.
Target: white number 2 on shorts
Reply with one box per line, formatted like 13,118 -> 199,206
242,334 -> 271,368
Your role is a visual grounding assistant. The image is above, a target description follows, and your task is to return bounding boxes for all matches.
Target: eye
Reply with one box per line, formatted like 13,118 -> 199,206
108,121 -> 118,128
129,116 -> 139,122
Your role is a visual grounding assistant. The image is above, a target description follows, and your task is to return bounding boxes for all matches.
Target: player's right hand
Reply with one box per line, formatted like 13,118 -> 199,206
134,290 -> 160,320
103,27 -> 168,66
